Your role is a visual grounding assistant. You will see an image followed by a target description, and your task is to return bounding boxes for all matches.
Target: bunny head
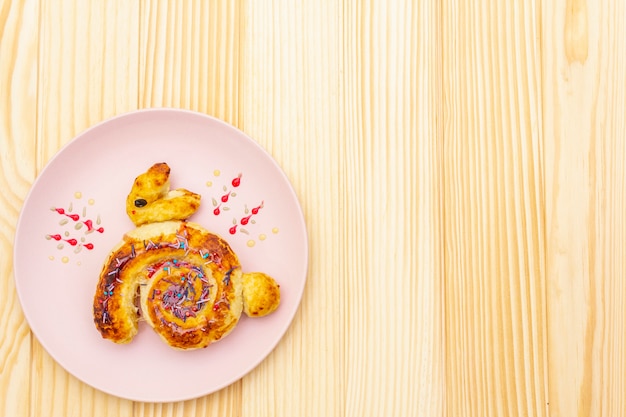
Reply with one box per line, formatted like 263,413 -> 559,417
125,162 -> 201,226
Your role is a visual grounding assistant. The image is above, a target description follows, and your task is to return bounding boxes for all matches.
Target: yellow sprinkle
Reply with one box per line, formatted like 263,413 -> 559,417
259,234 -> 267,241
272,227 -> 279,234
213,170 -> 221,177
74,191 -> 82,199
48,255 -> 55,261
76,261 -> 82,266
247,240 -> 256,247
88,199 -> 95,205
206,181 -> 213,187
61,257 -> 69,264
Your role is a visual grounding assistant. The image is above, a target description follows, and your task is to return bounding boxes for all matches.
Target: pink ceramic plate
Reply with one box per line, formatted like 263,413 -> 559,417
13,109 -> 308,402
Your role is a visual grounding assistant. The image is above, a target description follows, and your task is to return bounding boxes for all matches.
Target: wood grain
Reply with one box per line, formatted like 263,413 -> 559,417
544,0 -> 626,415
139,0 -> 242,126
2,0 -> 626,415
341,1 -> 444,416
442,1 -> 547,416
0,1 -> 38,416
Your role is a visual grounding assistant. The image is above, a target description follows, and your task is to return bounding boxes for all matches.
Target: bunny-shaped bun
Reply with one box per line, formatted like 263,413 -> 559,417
93,163 -> 280,350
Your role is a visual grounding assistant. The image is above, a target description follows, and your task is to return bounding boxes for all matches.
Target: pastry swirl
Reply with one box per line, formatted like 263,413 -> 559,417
93,221 -> 245,350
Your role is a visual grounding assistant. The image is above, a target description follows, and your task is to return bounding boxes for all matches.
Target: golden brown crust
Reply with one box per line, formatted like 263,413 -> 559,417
93,239 -> 140,343
93,221 -> 244,350
125,162 -> 201,226
242,272 -> 281,317
94,163 -> 281,350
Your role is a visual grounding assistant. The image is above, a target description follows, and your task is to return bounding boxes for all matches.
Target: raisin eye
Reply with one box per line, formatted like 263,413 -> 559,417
134,198 -> 148,208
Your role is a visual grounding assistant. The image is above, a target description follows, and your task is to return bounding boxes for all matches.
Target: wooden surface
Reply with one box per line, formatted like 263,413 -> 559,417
1,0 -> 624,416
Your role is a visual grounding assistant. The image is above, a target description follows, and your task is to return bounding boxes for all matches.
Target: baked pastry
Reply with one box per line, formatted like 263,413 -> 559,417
126,162 -> 201,226
93,163 -> 280,350
242,272 -> 281,317
94,220 -> 244,349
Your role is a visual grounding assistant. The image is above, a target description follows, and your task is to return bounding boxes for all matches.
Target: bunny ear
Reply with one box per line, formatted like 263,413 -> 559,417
125,163 -> 201,226
128,163 -> 171,201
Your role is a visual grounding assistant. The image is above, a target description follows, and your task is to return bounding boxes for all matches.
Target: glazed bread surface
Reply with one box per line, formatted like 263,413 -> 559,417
93,221 -> 244,350
94,162 -> 281,350
125,162 -> 201,226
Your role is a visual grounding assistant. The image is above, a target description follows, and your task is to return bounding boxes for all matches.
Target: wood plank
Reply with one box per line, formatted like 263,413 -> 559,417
139,0 -> 242,127
238,1 -> 344,416
441,1 -> 547,415
0,1 -> 39,416
543,0 -> 626,415
340,1 -> 444,416
33,1 -> 139,416
133,385 -> 242,417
